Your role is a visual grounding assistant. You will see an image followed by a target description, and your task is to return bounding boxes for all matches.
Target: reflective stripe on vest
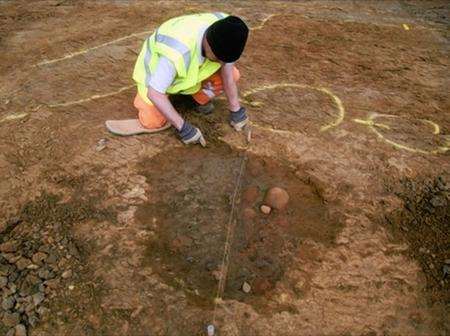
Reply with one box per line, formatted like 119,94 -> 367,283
143,37 -> 153,87
155,29 -> 191,72
213,12 -> 225,19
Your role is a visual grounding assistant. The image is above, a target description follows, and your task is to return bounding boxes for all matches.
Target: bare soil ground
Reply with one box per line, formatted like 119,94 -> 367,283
0,1 -> 449,335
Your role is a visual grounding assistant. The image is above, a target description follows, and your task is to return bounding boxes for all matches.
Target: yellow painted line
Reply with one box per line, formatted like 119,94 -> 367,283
35,30 -> 152,67
0,112 -> 28,123
48,85 -> 134,108
250,14 -> 278,31
353,118 -> 390,129
242,83 -> 345,132
354,113 -> 449,155
420,119 -> 440,135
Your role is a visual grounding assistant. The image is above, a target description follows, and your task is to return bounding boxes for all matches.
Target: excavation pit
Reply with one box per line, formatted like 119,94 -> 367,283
137,146 -> 341,311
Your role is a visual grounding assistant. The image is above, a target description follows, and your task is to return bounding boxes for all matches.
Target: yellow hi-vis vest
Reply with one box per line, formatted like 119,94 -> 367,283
132,12 -> 228,95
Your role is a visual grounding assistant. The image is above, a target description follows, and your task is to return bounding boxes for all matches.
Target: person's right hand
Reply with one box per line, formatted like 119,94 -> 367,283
178,120 -> 206,147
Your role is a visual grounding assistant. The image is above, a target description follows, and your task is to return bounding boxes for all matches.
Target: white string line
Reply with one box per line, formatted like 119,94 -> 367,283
212,154 -> 247,325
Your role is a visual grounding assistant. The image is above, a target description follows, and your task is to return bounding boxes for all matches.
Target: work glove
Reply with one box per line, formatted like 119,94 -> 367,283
229,106 -> 248,131
178,120 -> 206,147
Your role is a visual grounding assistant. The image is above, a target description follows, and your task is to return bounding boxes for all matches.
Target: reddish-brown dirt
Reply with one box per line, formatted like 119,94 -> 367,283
0,1 -> 449,335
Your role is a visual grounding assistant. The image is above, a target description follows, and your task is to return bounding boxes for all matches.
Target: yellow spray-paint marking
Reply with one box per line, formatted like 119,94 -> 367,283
0,112 -> 28,123
242,83 -> 345,132
402,24 -> 410,31
35,30 -> 152,67
421,119 -> 440,135
250,14 -> 278,31
36,12 -> 277,68
354,113 -> 449,155
49,85 -> 134,108
353,118 -> 391,129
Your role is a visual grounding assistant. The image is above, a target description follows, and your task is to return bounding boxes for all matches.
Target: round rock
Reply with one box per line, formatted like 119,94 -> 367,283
264,187 -> 289,210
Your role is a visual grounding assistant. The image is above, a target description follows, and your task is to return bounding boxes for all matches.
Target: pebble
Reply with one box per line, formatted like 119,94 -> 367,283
242,281 -> 251,293
95,138 -> 108,152
38,268 -> 55,280
15,324 -> 27,336
15,258 -> 32,271
0,275 -> 7,287
3,311 -> 20,327
264,187 -> 290,210
32,292 -> 45,306
260,205 -> 271,215
2,296 -> 16,310
0,241 -> 18,253
31,252 -> 48,265
62,269 -> 73,279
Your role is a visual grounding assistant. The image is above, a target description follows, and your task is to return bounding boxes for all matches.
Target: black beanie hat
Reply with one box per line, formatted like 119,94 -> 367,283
206,16 -> 249,63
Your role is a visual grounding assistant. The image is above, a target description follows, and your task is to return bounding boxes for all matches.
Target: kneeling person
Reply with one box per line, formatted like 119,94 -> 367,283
119,12 -> 249,146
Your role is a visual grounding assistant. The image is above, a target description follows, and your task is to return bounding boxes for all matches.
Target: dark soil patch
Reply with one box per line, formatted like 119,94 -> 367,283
137,145 -> 341,312
384,175 -> 449,305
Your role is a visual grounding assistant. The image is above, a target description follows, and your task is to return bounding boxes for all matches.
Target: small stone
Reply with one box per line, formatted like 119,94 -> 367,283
8,271 -> 19,283
0,263 -> 11,276
68,285 -> 75,290
0,275 -> 7,287
46,252 -> 58,265
264,187 -> 290,210
27,312 -> 38,327
14,324 -> 27,336
0,241 -> 18,253
38,268 -> 55,280
62,269 -> 72,279
32,292 -> 45,306
443,265 -> 450,277
44,278 -> 60,289
95,138 -> 108,152
242,281 -> 251,293
31,252 -> 48,265
260,205 -> 271,215
2,296 -> 16,310
15,258 -> 32,271
3,312 -> 20,327
3,253 -> 20,264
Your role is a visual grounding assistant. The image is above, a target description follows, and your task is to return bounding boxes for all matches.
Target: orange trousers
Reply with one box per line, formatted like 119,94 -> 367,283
135,67 -> 240,129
